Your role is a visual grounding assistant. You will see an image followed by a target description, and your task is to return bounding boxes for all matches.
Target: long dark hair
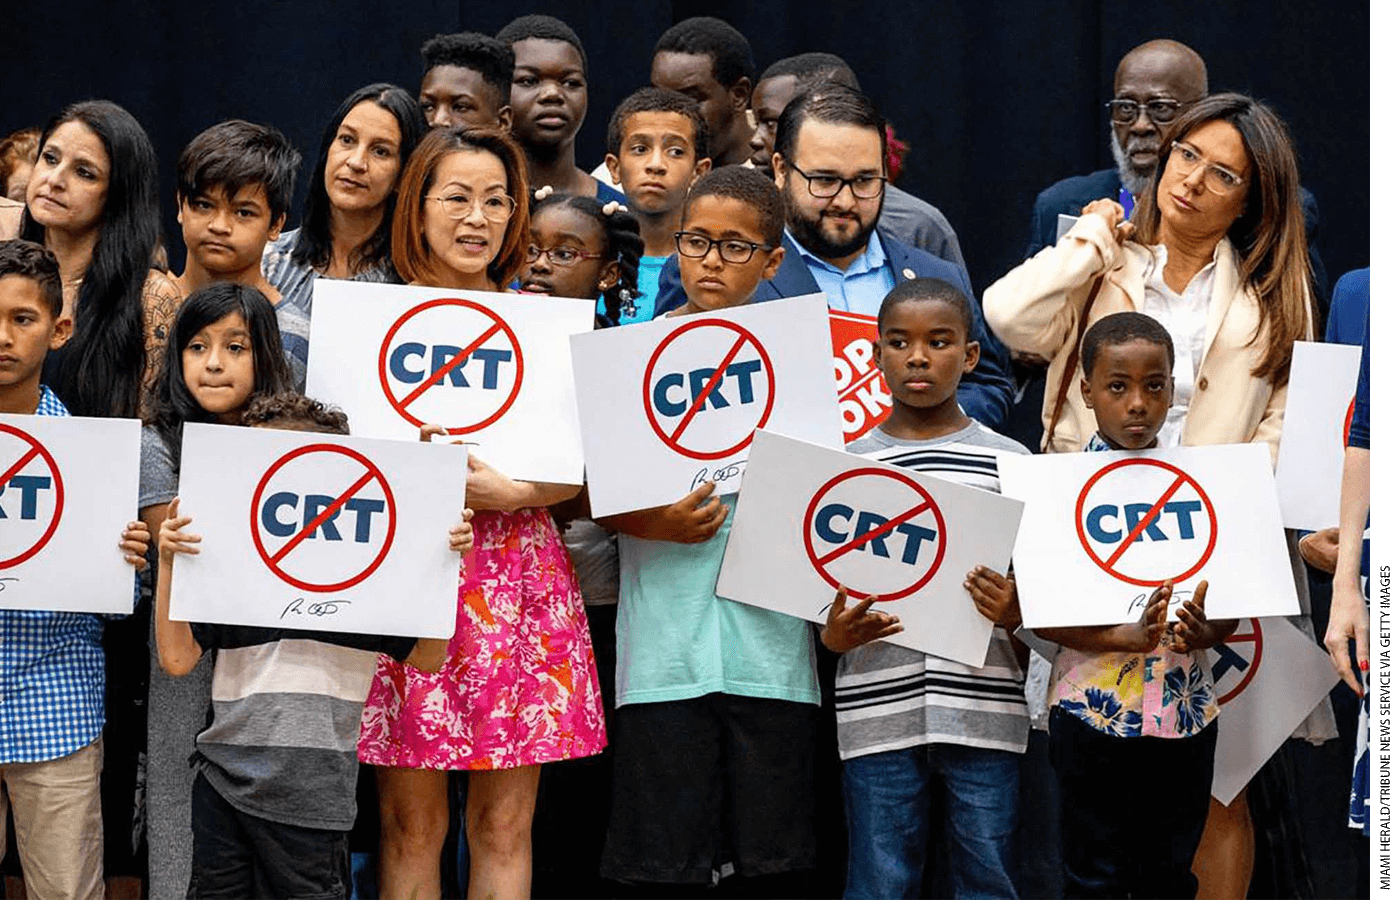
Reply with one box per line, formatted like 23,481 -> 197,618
292,83 -> 427,275
1131,92 -> 1314,386
21,100 -> 160,417
145,283 -> 294,467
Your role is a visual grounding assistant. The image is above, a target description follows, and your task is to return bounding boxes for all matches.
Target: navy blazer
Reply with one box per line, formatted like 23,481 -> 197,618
653,231 -> 1015,430
1025,167 -> 1330,308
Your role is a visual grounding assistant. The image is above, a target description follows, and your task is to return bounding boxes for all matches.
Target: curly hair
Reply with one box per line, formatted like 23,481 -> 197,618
242,391 -> 350,435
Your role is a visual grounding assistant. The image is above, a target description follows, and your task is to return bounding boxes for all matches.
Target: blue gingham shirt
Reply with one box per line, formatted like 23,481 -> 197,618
0,386 -> 108,763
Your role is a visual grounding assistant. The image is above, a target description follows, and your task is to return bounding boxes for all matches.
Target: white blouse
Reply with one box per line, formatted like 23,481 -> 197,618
1140,241 -> 1223,447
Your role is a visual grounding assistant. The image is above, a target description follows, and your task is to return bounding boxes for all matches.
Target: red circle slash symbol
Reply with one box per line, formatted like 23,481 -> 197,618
801,467 -> 947,602
0,424 -> 64,569
249,444 -> 397,593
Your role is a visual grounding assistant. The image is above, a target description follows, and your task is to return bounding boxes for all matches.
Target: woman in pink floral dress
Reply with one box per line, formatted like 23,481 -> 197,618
358,126 -> 605,900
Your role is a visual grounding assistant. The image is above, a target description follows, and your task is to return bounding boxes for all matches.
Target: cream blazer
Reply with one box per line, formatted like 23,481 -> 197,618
984,214 -> 1305,463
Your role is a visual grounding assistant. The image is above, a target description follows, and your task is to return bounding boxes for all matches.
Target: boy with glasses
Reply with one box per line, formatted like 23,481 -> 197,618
597,167 -> 823,893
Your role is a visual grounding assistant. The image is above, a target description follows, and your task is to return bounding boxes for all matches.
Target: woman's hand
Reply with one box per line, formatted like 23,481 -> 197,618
465,454 -> 525,512
159,498 -> 202,563
1299,528 -> 1340,574
821,586 -> 903,653
1080,198 -> 1135,245
120,520 -> 151,571
1325,579 -> 1369,696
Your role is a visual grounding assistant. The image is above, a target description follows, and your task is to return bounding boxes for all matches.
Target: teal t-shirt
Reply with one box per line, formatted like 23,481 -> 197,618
615,496 -> 820,706
599,255 -> 668,325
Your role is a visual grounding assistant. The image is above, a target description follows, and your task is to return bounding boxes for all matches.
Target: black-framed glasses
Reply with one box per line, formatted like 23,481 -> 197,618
426,191 -> 517,222
525,245 -> 606,266
674,231 -> 772,264
1105,98 -> 1184,125
786,162 -> 887,199
1167,141 -> 1247,194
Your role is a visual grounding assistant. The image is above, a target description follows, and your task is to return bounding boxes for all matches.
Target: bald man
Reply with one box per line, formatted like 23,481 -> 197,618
1025,39 -> 1206,257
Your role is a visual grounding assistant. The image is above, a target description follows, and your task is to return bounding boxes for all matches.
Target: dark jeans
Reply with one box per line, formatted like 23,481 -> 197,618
189,770 -> 351,900
841,743 -> 1020,900
1048,707 -> 1216,899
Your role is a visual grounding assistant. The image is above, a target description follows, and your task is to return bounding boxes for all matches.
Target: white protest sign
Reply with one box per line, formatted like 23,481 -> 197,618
171,423 -> 465,637
0,415 -> 138,614
1274,341 -> 1363,530
571,294 -> 843,517
1055,214 -> 1079,243
829,310 -> 891,442
999,443 -> 1298,628
306,280 -> 594,484
715,430 -> 1023,667
1208,616 -> 1339,803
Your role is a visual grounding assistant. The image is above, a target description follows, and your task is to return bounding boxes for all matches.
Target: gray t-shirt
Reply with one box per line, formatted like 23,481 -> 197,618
139,425 -> 179,512
837,422 -> 1031,760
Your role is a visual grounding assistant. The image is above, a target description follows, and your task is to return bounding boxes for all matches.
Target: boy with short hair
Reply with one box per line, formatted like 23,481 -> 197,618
153,391 -> 471,900
821,276 -> 1030,899
173,120 -> 308,389
598,167 -> 823,890
417,30 -> 515,130
0,238 -> 148,900
496,14 -> 625,202
603,87 -> 711,323
1039,312 -> 1235,899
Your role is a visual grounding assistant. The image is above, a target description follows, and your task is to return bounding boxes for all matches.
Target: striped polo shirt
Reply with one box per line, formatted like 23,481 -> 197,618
837,422 -> 1031,760
189,624 -> 415,830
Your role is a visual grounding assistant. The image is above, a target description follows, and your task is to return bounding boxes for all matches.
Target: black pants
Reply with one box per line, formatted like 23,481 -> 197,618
1048,707 -> 1217,900
188,771 -> 350,899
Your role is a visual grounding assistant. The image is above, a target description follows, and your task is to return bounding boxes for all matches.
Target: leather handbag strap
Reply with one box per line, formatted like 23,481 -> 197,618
1041,274 -> 1106,453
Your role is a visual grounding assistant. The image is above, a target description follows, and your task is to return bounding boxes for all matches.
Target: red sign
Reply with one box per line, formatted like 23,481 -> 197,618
249,444 -> 397,593
0,424 -> 63,569
801,467 -> 947,601
377,298 -> 525,434
1213,617 -> 1264,705
642,318 -> 775,460
829,311 -> 891,442
1074,458 -> 1219,587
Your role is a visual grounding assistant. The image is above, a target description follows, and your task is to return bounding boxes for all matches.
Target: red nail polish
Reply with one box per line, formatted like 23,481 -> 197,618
1360,660 -> 1370,672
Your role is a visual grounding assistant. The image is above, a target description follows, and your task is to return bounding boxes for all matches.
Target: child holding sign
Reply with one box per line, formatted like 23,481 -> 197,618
595,167 -> 824,891
154,392 -> 471,900
0,239 -> 150,900
1037,312 -> 1237,899
139,281 -> 298,897
819,277 -> 1030,899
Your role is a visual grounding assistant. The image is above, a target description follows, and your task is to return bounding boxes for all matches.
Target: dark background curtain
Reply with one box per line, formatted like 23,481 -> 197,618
1,0 -> 1368,295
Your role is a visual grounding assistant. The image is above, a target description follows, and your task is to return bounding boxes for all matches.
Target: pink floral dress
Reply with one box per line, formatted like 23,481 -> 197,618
358,508 -> 607,770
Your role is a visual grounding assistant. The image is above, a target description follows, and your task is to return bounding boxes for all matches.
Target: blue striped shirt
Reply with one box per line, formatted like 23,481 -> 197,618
0,386 -> 108,763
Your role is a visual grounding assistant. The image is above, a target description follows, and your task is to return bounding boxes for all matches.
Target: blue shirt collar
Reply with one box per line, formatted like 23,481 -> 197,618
786,227 -> 887,278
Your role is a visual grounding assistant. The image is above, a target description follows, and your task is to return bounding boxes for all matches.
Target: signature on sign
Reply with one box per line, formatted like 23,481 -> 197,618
280,597 -> 352,620
690,461 -> 745,492
0,577 -> 18,592
1126,588 -> 1196,616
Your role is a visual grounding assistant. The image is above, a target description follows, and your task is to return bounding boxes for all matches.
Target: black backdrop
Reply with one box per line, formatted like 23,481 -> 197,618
2,0 -> 1368,295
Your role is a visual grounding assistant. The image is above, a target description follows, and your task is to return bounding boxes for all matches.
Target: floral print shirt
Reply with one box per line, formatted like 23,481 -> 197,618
1048,434 -> 1220,739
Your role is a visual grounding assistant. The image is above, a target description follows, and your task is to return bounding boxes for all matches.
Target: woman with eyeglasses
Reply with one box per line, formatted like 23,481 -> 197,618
358,126 -> 605,900
984,93 -> 1329,899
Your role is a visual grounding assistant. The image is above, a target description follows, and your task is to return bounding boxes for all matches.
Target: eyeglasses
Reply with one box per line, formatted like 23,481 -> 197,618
1167,141 -> 1246,194
426,191 -> 517,222
1105,98 -> 1185,125
786,163 -> 887,200
525,245 -> 606,267
674,231 -> 772,264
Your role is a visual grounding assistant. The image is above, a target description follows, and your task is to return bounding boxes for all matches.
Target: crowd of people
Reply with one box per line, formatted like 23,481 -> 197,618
0,13 -> 1372,900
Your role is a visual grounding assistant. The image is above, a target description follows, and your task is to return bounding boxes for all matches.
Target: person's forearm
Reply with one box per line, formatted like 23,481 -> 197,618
1334,446 -> 1371,589
1037,624 -> 1144,653
154,558 -> 203,676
